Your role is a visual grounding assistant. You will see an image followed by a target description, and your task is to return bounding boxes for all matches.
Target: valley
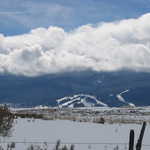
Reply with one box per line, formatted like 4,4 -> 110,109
12,106 -> 150,124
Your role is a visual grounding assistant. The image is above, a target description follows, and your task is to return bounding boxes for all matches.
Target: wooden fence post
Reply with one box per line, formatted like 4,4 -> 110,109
136,121 -> 146,150
129,129 -> 134,150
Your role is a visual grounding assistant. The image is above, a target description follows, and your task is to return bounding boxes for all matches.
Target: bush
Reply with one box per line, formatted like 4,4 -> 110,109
0,104 -> 14,136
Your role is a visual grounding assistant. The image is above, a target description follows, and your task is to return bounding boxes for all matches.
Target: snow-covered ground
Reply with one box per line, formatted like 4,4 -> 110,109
12,106 -> 150,124
0,118 -> 150,150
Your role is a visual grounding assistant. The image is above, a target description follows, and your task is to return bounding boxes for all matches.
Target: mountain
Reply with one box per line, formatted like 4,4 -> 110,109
0,70 -> 150,107
56,94 -> 108,108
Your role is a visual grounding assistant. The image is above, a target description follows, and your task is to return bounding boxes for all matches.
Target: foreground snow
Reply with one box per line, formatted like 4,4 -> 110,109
0,119 -> 150,150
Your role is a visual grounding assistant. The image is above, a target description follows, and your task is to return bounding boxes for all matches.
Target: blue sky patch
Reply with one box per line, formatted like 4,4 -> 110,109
0,0 -> 150,35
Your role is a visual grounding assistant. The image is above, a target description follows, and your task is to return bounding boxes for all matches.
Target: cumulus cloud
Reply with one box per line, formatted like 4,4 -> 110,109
1,13 -> 150,76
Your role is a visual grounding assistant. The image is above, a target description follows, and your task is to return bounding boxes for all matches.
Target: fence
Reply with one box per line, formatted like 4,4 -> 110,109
0,141 -> 149,150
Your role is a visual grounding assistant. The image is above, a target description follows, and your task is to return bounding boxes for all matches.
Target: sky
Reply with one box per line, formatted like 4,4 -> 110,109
0,0 -> 150,36
0,0 -> 150,76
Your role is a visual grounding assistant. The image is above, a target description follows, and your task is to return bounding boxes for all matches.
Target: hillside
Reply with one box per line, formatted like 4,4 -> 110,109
0,71 -> 150,107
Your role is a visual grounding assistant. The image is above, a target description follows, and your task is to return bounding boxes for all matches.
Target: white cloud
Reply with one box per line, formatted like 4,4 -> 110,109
1,13 -> 150,76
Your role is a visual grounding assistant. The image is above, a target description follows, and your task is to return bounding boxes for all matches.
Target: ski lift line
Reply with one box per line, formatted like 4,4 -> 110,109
120,89 -> 130,95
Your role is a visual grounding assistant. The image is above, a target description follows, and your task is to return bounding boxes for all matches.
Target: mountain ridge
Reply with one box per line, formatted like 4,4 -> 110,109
0,71 -> 150,107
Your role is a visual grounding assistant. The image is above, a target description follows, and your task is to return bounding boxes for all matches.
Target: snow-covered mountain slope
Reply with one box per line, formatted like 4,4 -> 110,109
56,94 -> 108,108
116,90 -> 135,107
56,92 -> 136,108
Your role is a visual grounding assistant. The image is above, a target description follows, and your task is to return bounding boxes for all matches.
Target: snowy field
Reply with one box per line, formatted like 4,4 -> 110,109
0,118 -> 150,150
